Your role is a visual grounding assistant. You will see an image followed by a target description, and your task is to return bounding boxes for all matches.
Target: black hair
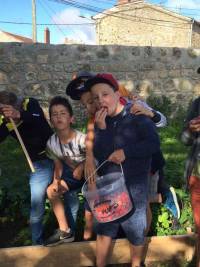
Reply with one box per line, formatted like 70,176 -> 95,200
49,96 -> 73,118
0,91 -> 18,106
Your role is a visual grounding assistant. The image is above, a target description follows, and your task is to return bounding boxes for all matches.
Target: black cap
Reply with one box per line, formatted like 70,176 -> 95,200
66,71 -> 95,100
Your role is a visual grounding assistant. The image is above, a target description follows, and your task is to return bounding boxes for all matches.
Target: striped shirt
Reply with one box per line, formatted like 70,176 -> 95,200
46,130 -> 86,168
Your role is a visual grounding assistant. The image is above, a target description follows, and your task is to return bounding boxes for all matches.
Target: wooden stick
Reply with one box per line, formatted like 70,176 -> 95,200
10,118 -> 35,173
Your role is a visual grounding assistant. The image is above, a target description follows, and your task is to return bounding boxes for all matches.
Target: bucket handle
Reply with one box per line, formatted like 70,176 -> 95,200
82,159 -> 124,195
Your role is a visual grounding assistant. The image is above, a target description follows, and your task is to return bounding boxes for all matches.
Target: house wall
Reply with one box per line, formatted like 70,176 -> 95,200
0,43 -> 199,121
96,5 -> 192,47
0,32 -> 32,43
192,23 -> 200,48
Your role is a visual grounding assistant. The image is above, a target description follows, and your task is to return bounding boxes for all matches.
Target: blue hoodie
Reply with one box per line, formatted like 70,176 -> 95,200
93,107 -> 160,202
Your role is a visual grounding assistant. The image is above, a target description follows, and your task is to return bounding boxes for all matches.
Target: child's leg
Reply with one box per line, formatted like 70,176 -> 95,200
84,209 -> 93,240
95,221 -> 119,267
63,188 -> 80,232
96,235 -> 112,267
29,159 -> 53,245
130,244 -> 145,267
158,169 -> 180,219
189,176 -> 200,267
145,202 -> 152,235
121,193 -> 147,267
47,183 -> 70,231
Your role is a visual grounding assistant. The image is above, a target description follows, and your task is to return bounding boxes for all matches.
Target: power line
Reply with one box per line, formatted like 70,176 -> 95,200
42,0 -> 89,43
38,0 -> 67,38
0,20 -> 94,26
158,4 -> 200,12
89,0 -> 116,5
48,0 -> 194,29
49,0 -> 200,22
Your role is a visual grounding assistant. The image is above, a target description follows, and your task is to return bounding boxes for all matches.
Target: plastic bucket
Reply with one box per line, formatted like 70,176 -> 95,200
82,163 -> 133,223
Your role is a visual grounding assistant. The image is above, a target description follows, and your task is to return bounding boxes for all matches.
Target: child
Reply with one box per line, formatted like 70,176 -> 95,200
119,85 -> 181,220
0,91 -> 53,245
84,73 -> 160,267
66,71 -> 96,240
181,96 -> 200,267
44,96 -> 86,246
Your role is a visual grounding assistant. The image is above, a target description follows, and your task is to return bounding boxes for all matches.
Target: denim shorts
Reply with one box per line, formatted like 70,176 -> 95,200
62,163 -> 84,190
84,199 -> 91,211
96,183 -> 148,246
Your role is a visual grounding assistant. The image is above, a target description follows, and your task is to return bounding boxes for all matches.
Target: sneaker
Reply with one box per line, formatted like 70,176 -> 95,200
44,229 -> 74,246
163,187 -> 180,219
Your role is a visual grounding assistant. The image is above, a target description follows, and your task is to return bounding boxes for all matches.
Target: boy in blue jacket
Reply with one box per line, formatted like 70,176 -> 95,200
84,73 -> 160,267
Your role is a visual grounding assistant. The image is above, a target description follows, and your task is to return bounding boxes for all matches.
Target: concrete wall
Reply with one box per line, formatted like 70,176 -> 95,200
0,43 -> 199,120
95,4 -> 199,48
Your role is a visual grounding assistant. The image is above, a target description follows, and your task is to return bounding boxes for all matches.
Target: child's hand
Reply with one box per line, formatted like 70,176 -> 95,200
189,116 -> 200,132
59,179 -> 69,193
52,179 -> 69,196
0,104 -> 20,120
108,149 -> 125,164
128,94 -> 140,101
131,102 -> 153,118
95,108 -> 107,129
73,163 -> 84,180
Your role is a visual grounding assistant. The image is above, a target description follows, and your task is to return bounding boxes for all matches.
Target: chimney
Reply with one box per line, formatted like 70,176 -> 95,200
44,27 -> 50,44
117,0 -> 143,5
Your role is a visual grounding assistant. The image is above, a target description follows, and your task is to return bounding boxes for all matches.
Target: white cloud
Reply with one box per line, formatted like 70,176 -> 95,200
166,0 -> 200,9
165,0 -> 200,20
52,8 -> 96,44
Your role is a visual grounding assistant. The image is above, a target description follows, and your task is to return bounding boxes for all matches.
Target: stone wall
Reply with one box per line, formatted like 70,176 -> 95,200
0,43 -> 200,120
95,4 -> 196,48
192,22 -> 200,48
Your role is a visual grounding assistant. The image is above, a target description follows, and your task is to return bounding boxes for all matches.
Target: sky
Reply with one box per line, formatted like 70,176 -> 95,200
0,0 -> 200,44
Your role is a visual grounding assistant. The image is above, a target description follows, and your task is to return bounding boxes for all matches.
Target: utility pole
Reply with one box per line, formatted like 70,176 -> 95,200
32,0 -> 37,43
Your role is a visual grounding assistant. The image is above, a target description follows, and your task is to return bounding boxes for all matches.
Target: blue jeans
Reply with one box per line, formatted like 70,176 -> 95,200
29,159 -> 53,245
62,163 -> 83,232
63,189 -> 80,232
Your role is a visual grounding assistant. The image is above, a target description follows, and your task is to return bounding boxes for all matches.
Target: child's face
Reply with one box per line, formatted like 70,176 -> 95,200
50,104 -> 73,131
91,83 -> 120,117
80,91 -> 96,117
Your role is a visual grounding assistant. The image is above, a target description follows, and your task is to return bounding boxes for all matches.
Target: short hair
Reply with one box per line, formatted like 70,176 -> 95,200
0,91 -> 18,106
49,96 -> 73,118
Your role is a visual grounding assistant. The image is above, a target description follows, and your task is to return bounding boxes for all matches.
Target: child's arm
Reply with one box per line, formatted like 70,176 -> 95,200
52,159 -> 68,194
130,100 -> 167,127
0,115 -> 10,143
73,161 -> 85,180
84,119 -> 96,181
115,116 -> 160,159
181,98 -> 200,146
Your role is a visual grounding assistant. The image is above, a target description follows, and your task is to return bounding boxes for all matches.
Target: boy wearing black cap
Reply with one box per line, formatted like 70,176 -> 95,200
84,73 -> 160,267
66,71 -> 97,240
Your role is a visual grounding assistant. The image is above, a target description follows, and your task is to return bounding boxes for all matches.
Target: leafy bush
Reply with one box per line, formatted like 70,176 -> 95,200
147,94 -> 188,125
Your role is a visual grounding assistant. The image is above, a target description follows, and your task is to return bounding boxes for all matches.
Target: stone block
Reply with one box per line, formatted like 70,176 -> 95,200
37,55 -> 48,64
0,72 -> 8,84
